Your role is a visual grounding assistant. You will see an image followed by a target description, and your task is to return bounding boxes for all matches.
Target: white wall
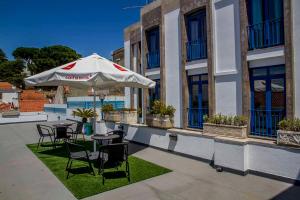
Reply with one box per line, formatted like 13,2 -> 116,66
164,9 -> 183,128
124,40 -> 131,108
293,0 -> 300,117
249,144 -> 300,181
2,92 -> 19,107
0,112 -> 47,124
215,140 -> 249,171
213,0 -> 242,115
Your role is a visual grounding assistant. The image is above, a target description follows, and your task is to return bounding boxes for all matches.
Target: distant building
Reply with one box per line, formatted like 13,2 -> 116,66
0,82 -> 20,108
110,47 -> 125,96
112,47 -> 124,66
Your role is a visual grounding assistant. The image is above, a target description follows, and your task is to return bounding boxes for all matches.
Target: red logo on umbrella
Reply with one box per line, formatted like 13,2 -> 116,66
62,62 -> 76,70
113,64 -> 127,71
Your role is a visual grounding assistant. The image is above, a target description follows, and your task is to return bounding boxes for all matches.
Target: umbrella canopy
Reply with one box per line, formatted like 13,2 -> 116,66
25,53 -> 155,89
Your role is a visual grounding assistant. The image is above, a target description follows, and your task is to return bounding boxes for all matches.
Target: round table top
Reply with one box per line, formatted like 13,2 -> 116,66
53,123 -> 74,127
91,134 -> 120,141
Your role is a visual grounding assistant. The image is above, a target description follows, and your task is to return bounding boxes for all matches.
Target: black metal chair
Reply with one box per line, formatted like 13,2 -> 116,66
36,124 -> 54,149
107,130 -> 125,144
67,122 -> 84,142
65,141 -> 99,179
98,142 -> 130,184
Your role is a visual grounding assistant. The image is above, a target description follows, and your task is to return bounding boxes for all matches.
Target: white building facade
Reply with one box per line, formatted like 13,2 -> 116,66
124,0 -> 299,139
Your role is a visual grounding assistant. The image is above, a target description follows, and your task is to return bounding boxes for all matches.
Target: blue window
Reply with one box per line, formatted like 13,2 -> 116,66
188,74 -> 209,129
247,0 -> 284,50
146,27 -> 160,69
250,65 -> 286,138
146,0 -> 156,4
186,9 -> 207,62
149,79 -> 160,105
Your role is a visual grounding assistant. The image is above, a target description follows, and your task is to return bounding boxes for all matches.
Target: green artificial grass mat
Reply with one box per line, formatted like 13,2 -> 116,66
27,141 -> 171,199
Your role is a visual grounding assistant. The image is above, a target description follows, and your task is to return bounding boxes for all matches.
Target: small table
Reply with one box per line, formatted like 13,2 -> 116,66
91,134 -> 120,145
53,123 -> 74,140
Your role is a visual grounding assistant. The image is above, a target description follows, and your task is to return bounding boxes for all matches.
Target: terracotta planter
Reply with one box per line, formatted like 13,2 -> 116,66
146,114 -> 173,129
120,111 -> 138,124
203,123 -> 247,138
277,130 -> 300,147
104,111 -> 121,122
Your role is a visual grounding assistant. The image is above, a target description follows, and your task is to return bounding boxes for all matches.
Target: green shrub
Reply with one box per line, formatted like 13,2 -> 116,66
72,108 -> 97,118
149,100 -> 176,118
102,104 -> 114,113
120,108 -> 137,112
204,114 -> 247,126
279,118 -> 300,132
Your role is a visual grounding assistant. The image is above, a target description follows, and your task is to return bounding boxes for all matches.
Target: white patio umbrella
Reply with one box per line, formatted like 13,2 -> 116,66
25,53 -> 155,151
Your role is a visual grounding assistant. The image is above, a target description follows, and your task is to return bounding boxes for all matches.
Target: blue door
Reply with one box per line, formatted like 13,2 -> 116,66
250,65 -> 286,138
188,74 -> 209,129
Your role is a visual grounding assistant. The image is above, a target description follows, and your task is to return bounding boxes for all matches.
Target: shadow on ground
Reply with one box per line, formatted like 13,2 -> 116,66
270,185 -> 300,200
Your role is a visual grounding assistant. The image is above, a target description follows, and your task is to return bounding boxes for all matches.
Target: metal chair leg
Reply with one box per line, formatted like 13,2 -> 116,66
37,137 -> 42,150
67,160 -> 73,179
66,158 -> 71,170
88,160 -> 95,176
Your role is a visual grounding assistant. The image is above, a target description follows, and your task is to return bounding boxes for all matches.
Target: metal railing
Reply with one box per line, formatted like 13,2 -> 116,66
250,109 -> 285,138
146,51 -> 160,69
247,18 -> 284,50
186,39 -> 207,62
67,101 -> 125,110
44,107 -> 67,114
188,108 -> 209,129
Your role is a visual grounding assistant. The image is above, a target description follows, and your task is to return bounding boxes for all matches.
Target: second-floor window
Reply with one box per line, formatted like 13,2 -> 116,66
146,27 -> 160,69
186,9 -> 207,62
247,0 -> 284,50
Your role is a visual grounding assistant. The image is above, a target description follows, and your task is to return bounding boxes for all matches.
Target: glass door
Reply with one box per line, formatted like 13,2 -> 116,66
188,74 -> 209,129
250,65 -> 285,138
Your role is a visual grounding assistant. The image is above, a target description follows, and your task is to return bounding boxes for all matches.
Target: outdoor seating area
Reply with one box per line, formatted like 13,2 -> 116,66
27,121 -> 171,199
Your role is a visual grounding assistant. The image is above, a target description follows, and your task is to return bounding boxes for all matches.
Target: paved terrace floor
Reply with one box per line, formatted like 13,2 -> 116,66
0,122 -> 299,200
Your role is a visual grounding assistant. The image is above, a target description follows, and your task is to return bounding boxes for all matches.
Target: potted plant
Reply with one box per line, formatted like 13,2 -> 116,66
277,118 -> 300,147
120,108 -> 138,124
72,108 -> 97,123
203,114 -> 248,138
72,108 -> 97,136
146,101 -> 176,129
102,104 -> 121,122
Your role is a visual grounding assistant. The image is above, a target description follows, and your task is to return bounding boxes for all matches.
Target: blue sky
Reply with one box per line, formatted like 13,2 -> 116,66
0,0 -> 145,60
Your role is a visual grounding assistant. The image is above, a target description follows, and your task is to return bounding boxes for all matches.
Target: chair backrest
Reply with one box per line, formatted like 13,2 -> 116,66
36,124 -> 43,137
65,141 -> 86,157
75,122 -> 83,134
111,130 -> 125,144
100,143 -> 128,166
36,124 -> 52,136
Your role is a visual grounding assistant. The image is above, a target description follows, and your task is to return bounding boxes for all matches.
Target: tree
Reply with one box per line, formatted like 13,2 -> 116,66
0,48 -> 7,63
0,59 -> 25,88
12,45 -> 81,75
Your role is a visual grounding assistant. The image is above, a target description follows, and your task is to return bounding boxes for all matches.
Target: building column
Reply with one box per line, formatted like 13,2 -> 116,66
240,0 -> 251,122
284,0 -> 295,119
164,8 -> 183,128
124,40 -> 131,109
292,0 -> 299,118
213,0 -> 243,116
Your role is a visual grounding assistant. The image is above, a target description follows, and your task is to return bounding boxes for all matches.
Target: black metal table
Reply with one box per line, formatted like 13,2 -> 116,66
52,123 -> 74,140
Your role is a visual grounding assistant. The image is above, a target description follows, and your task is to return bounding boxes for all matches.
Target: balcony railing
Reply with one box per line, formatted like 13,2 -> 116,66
186,39 -> 207,62
147,51 -> 160,69
250,109 -> 285,138
247,18 -> 284,50
188,108 -> 209,129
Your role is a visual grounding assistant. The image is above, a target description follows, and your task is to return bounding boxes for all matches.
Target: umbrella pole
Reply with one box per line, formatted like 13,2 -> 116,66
93,87 -> 97,152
